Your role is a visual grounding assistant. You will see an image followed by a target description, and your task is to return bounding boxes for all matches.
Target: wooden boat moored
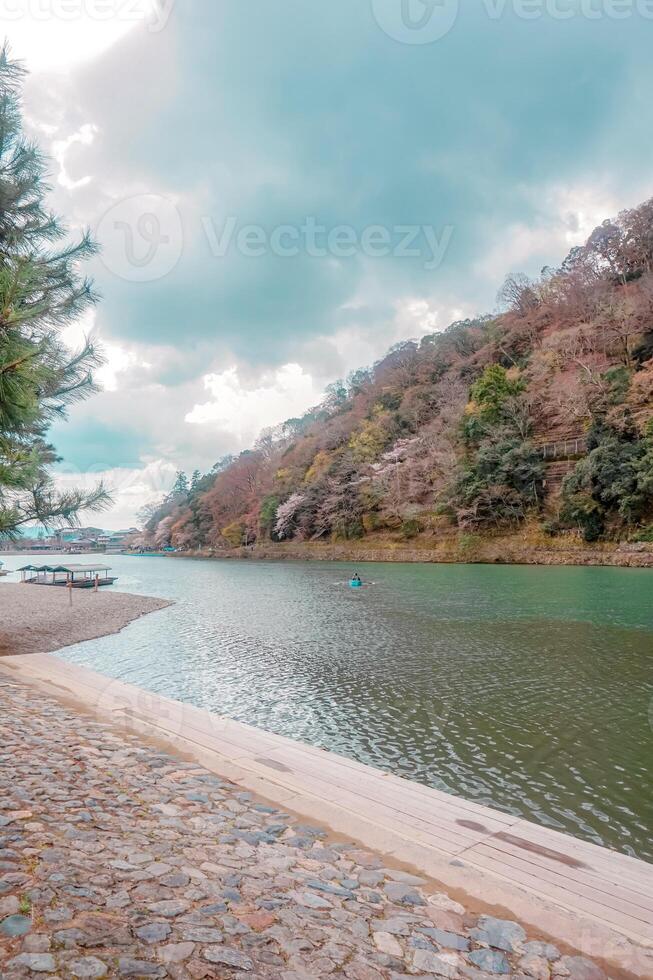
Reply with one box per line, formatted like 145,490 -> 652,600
18,563 -> 118,588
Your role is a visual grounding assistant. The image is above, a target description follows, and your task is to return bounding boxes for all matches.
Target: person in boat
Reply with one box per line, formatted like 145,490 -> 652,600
351,573 -> 362,585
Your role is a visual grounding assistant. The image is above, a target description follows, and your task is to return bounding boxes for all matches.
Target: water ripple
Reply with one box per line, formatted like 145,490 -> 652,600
50,556 -> 653,861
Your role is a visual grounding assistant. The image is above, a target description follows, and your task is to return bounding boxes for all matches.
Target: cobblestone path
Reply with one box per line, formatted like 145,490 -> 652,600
0,677 -> 608,980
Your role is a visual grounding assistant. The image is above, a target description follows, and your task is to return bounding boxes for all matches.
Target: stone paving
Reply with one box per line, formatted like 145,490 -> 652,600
0,677 -> 609,980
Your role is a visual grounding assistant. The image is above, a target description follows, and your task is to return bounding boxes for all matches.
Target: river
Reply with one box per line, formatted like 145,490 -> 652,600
3,555 -> 652,860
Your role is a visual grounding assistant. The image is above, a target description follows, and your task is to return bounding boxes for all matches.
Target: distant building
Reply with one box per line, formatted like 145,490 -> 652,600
8,526 -> 140,553
47,527 -> 105,548
98,528 -> 140,551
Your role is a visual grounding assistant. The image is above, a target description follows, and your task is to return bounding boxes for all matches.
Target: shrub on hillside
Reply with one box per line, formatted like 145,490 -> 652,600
561,424 -> 653,540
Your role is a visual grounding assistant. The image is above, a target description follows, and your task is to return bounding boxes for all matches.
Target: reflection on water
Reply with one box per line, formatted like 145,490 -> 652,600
13,555 -> 652,860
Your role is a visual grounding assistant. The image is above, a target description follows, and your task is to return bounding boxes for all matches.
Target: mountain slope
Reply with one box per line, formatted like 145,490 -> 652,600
140,197 -> 653,559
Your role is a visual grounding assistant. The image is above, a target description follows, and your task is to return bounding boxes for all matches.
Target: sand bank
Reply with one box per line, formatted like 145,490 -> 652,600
0,582 -> 171,656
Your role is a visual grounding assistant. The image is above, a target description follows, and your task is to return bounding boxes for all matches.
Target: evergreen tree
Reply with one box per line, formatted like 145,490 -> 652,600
0,47 -> 110,537
167,471 -> 189,499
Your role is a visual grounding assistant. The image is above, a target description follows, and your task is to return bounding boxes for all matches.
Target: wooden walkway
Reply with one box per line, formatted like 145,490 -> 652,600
1,653 -> 652,976
538,437 -> 588,460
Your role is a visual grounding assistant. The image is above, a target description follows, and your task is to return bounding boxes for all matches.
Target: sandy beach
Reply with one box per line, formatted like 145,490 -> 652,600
0,582 -> 171,656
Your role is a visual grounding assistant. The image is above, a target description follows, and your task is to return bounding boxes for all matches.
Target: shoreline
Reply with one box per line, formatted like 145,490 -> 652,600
1,652 -> 651,978
0,582 -> 172,657
4,536 -> 653,567
150,540 -> 653,569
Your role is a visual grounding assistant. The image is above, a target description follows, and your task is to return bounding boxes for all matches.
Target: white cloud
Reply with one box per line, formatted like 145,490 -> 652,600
55,457 -> 177,530
60,310 -> 149,392
3,0 -> 163,73
393,298 -> 475,335
95,343 -> 145,392
52,122 -> 97,189
185,363 -> 322,444
475,179 -> 653,287
300,296 -> 475,384
60,307 -> 97,349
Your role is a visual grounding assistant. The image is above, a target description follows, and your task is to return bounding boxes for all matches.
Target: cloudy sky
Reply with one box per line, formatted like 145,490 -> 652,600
8,0 -> 653,527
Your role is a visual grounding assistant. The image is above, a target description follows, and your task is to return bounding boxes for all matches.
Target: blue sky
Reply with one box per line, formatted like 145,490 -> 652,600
10,0 -> 653,525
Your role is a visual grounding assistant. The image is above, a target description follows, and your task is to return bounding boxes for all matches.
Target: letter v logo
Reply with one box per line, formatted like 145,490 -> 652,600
372,0 -> 459,44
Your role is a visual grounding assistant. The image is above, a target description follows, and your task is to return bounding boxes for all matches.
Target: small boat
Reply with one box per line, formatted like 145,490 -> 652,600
349,579 -> 363,588
18,563 -> 118,588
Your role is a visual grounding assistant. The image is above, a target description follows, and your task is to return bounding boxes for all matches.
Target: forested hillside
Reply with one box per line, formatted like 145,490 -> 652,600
139,198 -> 653,556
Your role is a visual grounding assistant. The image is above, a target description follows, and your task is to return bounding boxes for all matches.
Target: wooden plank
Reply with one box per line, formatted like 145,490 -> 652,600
466,844 -> 651,939
126,708 -> 480,853
469,839 -> 653,923
482,827 -> 653,903
240,762 -> 471,854
261,743 -> 518,828
479,833 -> 653,912
507,820 -> 653,896
256,745 -> 514,839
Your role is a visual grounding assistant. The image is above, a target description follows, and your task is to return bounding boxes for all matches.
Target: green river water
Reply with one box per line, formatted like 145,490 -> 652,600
3,556 -> 651,860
